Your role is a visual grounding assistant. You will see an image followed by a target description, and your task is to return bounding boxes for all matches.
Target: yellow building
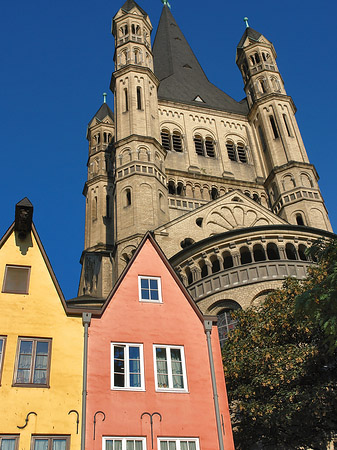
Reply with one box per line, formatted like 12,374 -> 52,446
0,199 -> 83,450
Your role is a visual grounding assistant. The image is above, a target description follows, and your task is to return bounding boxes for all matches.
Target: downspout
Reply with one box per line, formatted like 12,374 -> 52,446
204,319 -> 224,450
81,312 -> 92,450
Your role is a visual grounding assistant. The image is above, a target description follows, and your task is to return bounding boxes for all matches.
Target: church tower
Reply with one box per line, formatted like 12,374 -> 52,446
236,21 -> 331,231
111,0 -> 169,278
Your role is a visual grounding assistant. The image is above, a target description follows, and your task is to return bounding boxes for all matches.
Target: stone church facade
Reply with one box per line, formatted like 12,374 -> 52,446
73,0 -> 334,342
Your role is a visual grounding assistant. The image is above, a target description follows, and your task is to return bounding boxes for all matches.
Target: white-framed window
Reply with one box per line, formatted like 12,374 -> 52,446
153,345 -> 188,392
138,276 -> 162,302
158,438 -> 200,450
111,343 -> 144,390
103,437 -> 146,450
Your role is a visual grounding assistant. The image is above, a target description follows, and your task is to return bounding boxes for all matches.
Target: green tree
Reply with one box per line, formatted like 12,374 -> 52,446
223,275 -> 337,449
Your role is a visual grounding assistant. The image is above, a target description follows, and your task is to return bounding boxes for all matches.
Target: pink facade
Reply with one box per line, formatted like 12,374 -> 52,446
86,235 -> 235,450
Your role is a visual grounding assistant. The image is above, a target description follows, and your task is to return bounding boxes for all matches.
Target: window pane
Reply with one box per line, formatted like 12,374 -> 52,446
126,441 -> 134,450
188,442 -> 196,450
114,345 -> 125,387
169,443 -> 176,450
181,443 -> 188,450
149,279 -> 158,290
3,266 -> 30,294
150,288 -> 159,301
34,440 -> 49,450
52,439 -> 66,450
0,339 -> 3,354
140,278 -> 149,289
1,439 -> 16,450
160,442 -> 168,450
141,289 -> 150,300
156,348 -> 168,388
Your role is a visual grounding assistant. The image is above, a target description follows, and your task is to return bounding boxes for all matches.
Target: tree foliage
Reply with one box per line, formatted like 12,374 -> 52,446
223,239 -> 337,449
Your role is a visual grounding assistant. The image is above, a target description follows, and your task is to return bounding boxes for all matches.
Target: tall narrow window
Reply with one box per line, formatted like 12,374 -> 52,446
137,86 -> 142,110
296,213 -> 305,226
124,88 -> 128,112
14,338 -> 51,386
254,52 -> 260,63
258,126 -> 268,152
92,196 -> 97,220
260,79 -> 266,93
283,114 -> 292,137
194,135 -> 203,156
106,195 -> 110,218
205,138 -> 215,157
125,189 -> 131,206
154,345 -> 187,391
111,343 -> 144,390
237,143 -> 247,163
172,132 -> 183,152
2,265 -> 31,294
0,337 -> 6,384
226,141 -> 236,161
269,115 -> 279,138
161,130 -> 171,151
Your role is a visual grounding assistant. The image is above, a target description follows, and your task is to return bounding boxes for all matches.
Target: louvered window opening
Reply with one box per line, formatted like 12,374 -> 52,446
194,136 -> 204,156
205,138 -> 215,157
237,144 -> 247,163
226,142 -> 236,161
161,131 -> 171,151
172,133 -> 183,152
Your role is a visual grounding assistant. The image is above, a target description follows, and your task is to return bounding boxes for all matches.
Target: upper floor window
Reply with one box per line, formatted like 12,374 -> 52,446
226,141 -> 248,163
111,343 -> 144,390
103,438 -> 146,450
2,265 -> 31,294
161,130 -> 183,152
31,437 -> 69,450
269,115 -> 279,139
138,276 -> 162,302
193,135 -> 216,158
154,345 -> 187,392
0,337 -> 6,384
0,436 -> 19,450
14,338 -> 51,387
158,439 -> 200,450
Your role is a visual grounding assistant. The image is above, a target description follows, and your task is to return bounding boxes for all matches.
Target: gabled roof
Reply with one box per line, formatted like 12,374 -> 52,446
100,232 -> 210,323
120,0 -> 148,17
88,102 -> 114,127
153,6 -> 248,115
237,27 -> 262,50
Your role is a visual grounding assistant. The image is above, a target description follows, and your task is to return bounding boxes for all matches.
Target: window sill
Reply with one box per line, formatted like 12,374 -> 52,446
12,383 -> 50,388
155,388 -> 189,394
111,387 -> 145,392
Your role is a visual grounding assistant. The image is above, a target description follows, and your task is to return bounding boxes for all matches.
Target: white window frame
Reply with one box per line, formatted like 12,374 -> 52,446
111,343 -> 145,391
158,438 -> 200,450
138,276 -> 162,303
102,437 -> 146,450
153,345 -> 188,393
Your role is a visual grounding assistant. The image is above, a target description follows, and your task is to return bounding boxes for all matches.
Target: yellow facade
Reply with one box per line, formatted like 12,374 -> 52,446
0,225 -> 83,449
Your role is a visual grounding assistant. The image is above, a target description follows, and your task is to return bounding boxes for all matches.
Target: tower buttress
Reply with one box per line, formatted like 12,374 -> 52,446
110,1 -> 169,280
236,23 -> 332,231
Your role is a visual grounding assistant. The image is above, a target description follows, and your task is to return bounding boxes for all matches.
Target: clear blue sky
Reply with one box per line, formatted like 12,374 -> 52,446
1,0 -> 336,299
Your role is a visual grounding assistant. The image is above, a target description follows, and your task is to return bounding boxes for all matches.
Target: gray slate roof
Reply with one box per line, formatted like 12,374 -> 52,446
237,27 -> 262,50
120,0 -> 148,17
153,6 -> 248,115
89,103 -> 114,126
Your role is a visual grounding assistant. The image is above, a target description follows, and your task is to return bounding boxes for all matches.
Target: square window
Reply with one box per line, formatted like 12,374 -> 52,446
31,436 -> 69,450
158,438 -> 200,450
2,265 -> 31,294
0,435 -> 19,450
111,343 -> 144,390
0,337 -> 6,384
14,338 -> 51,387
138,276 -> 162,302
103,437 -> 146,450
154,345 -> 188,392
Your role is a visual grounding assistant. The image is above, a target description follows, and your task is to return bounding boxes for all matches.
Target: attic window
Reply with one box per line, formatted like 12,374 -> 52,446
183,64 -> 192,69
194,96 -> 204,102
175,37 -> 182,41
231,197 -> 243,202
2,265 -> 31,294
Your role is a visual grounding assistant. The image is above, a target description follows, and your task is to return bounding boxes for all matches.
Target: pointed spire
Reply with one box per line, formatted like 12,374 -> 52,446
120,0 -> 148,17
88,101 -> 114,126
161,0 -> 171,8
153,5 -> 247,114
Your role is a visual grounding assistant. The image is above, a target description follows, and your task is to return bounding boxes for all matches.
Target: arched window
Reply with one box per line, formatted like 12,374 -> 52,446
211,187 -> 219,200
254,52 -> 260,63
210,255 -> 220,274
269,115 -> 279,138
285,243 -> 297,260
296,213 -> 305,226
240,247 -> 252,265
237,143 -> 247,163
136,86 -> 142,110
217,301 -> 241,346
298,244 -> 308,261
172,131 -> 183,152
161,130 -> 171,151
194,135 -> 204,156
258,126 -> 268,153
253,244 -> 266,262
92,196 -> 97,221
222,251 -> 234,269
253,193 -> 260,204
283,114 -> 292,137
168,180 -> 176,195
267,243 -> 280,260
205,137 -> 215,157
199,260 -> 208,278
259,79 -> 267,93
226,141 -> 236,161
125,189 -> 131,207
176,182 -> 184,196
124,88 -> 128,112
185,267 -> 193,285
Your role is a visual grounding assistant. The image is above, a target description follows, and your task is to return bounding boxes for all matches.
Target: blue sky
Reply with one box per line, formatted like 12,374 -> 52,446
1,0 -> 336,299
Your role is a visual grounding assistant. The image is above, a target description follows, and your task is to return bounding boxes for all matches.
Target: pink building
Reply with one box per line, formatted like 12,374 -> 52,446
85,233 -> 235,450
